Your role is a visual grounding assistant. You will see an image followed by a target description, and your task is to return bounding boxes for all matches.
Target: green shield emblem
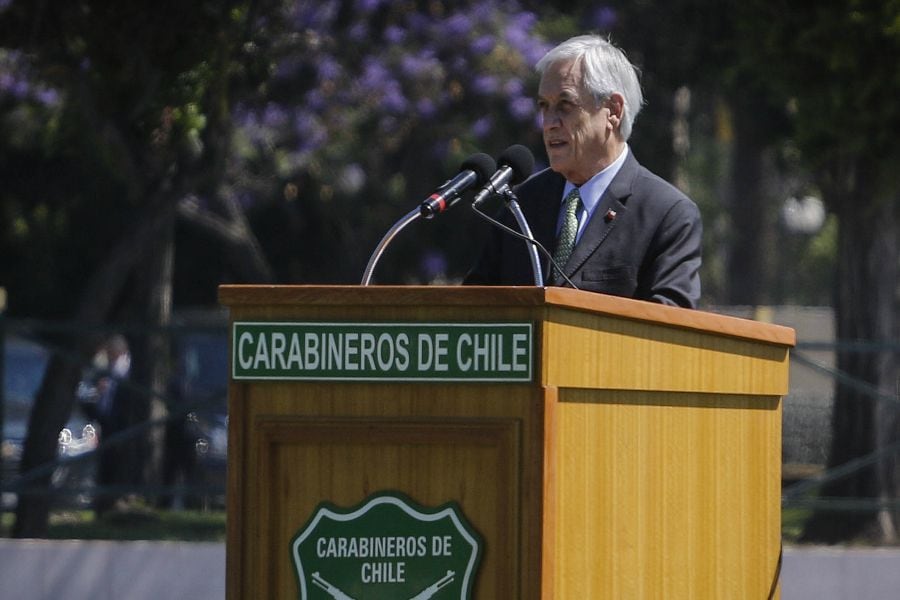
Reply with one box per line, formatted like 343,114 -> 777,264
291,492 -> 482,599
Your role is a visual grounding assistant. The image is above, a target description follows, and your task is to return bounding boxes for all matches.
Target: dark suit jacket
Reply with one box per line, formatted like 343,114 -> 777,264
465,151 -> 702,308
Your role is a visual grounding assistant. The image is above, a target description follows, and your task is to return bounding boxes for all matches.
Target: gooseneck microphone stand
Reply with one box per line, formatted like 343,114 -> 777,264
360,207 -> 421,286
499,187 -> 544,286
361,185 -> 545,288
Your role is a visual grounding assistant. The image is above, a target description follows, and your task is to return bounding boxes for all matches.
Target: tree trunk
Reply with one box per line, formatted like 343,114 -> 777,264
12,198 -> 177,537
10,356 -> 88,537
176,191 -> 275,283
801,172 -> 900,543
128,213 -> 175,502
93,211 -> 177,512
726,102 -> 778,306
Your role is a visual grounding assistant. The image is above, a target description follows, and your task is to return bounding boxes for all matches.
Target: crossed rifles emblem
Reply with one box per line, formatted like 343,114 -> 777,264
311,570 -> 456,600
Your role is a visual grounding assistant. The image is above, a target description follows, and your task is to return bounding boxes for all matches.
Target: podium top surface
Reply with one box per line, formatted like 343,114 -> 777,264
218,285 -> 795,347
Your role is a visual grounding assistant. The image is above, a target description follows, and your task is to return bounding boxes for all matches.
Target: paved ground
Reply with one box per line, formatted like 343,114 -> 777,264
783,545 -> 900,599
2,540 -> 899,599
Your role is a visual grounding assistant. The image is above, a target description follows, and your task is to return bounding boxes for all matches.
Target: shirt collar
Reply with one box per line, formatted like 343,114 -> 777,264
562,144 -> 629,217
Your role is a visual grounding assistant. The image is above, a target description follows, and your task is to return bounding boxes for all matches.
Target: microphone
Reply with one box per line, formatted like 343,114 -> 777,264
419,153 -> 496,218
471,144 -> 535,209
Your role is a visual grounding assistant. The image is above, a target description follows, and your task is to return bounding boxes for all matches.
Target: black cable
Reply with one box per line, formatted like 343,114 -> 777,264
470,202 -> 580,290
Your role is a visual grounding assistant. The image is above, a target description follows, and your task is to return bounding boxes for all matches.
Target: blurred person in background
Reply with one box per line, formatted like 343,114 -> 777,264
158,349 -> 199,510
79,334 -> 131,514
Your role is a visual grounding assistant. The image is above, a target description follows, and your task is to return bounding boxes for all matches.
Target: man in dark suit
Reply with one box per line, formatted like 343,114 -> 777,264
466,35 -> 702,309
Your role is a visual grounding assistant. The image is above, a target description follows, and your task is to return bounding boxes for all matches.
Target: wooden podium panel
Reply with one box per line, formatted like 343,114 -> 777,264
544,390 -> 781,598
231,382 -> 545,599
220,285 -> 794,599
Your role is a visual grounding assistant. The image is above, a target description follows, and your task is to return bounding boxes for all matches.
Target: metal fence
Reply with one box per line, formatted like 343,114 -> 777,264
1,313 -> 229,513
783,342 -> 900,514
3,309 -> 899,526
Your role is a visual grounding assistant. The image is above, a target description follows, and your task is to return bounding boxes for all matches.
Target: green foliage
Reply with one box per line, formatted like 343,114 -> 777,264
0,1 -> 263,315
738,1 -> 900,177
782,507 -> 812,543
1,509 -> 226,541
736,1 -> 900,543
0,1 -> 562,303
2,0 -> 880,310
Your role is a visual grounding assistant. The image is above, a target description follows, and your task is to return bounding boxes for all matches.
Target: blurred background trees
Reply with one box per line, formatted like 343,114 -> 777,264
1,0 -> 898,542
0,0 -> 277,536
736,0 -> 900,543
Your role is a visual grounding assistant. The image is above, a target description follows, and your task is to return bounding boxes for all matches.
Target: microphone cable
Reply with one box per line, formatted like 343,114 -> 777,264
470,200 -> 580,291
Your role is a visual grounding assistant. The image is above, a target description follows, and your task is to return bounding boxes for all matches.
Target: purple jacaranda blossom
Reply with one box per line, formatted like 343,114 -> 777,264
471,116 -> 493,138
405,12 -> 431,36
504,78 -> 524,97
509,96 -> 534,121
229,0 -> 552,215
420,250 -> 448,282
317,56 -> 342,82
471,35 -> 495,55
505,12 -> 546,66
355,0 -> 385,14
305,88 -> 327,111
508,11 -> 538,33
290,0 -> 339,30
470,2 -> 493,22
239,123 -> 267,146
360,57 -> 391,90
415,98 -> 436,118
587,7 -> 618,31
401,51 -> 438,78
521,40 -> 552,68
444,13 -> 472,38
294,111 -> 327,151
505,19 -> 533,52
263,103 -> 289,128
381,81 -> 409,113
10,78 -> 29,99
348,21 -> 368,42
233,102 -> 252,122
471,74 -> 498,95
35,87 -> 61,107
0,60 -> 33,100
384,25 -> 406,45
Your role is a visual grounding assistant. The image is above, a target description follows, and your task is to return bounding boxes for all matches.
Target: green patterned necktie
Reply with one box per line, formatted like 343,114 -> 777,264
551,187 -> 581,280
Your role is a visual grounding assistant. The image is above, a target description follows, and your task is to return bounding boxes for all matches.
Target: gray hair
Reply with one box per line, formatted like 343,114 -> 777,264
536,35 -> 644,140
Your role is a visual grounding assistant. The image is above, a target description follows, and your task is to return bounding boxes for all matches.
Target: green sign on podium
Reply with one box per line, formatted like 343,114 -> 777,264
291,492 -> 482,599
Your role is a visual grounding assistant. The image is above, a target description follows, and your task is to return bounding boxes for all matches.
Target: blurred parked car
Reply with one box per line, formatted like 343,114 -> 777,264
2,320 -> 229,512
2,336 -> 98,510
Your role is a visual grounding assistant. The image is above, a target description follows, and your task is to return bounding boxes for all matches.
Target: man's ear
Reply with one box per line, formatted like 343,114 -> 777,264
607,93 -> 625,128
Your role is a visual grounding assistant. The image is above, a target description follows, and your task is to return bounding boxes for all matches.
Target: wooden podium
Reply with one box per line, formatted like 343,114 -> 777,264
219,285 -> 794,599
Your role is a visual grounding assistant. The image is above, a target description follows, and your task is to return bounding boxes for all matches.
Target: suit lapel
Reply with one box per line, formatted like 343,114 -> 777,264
557,152 -> 640,283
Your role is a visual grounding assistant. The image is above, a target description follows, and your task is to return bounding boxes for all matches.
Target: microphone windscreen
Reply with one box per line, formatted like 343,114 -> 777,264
497,144 -> 535,185
460,153 -> 497,187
